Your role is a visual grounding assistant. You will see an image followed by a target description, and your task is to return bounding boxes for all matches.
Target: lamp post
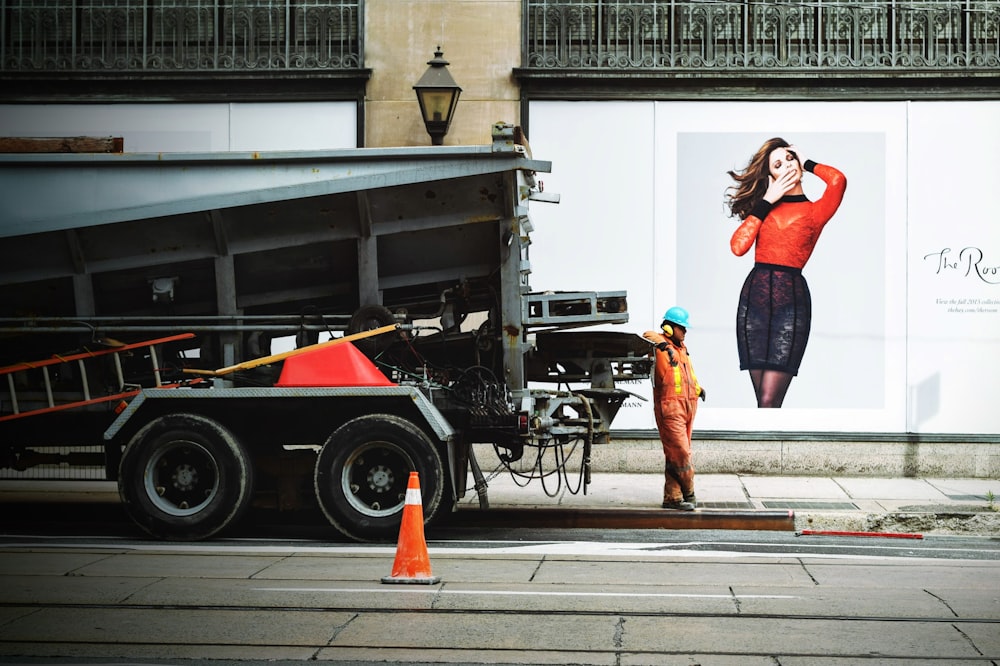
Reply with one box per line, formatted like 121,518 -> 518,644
413,48 -> 462,146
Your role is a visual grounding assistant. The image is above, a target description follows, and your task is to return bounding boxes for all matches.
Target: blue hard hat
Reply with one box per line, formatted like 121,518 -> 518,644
662,306 -> 690,328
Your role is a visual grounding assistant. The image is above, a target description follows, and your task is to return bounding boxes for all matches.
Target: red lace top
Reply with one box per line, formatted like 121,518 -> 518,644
730,161 -> 847,269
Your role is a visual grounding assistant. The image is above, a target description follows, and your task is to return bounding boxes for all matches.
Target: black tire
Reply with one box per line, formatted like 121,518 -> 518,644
118,413 -> 254,541
347,304 -> 398,359
314,413 -> 444,542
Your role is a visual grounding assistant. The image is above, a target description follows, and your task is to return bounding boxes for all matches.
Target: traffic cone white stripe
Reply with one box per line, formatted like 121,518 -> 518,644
405,487 -> 421,504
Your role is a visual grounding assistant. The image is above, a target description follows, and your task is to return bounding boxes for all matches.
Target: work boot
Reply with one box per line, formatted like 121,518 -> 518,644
661,499 -> 695,511
683,492 -> 696,507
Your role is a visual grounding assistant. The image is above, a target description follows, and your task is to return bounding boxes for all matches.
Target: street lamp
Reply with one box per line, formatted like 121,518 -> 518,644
413,48 -> 462,146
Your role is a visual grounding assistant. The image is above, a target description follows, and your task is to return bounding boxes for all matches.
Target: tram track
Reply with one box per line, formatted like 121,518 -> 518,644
2,599 -> 999,625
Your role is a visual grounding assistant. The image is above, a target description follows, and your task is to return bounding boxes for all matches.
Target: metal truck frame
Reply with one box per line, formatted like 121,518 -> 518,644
0,124 -> 652,541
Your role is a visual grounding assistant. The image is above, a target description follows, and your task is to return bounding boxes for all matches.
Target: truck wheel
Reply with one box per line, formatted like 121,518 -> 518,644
118,413 -> 254,541
347,304 -> 398,359
314,413 -> 444,542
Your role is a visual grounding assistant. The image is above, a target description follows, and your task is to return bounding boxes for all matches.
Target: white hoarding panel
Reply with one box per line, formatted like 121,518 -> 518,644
907,101 -> 1000,435
0,102 -> 357,152
229,102 -> 357,151
527,102 -> 657,429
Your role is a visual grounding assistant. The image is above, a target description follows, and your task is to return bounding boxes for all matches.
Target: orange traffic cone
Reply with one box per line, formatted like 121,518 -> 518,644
381,471 -> 441,585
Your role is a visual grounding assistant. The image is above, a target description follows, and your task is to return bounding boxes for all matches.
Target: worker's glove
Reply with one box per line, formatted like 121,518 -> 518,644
656,342 -> 669,352
699,388 -> 707,402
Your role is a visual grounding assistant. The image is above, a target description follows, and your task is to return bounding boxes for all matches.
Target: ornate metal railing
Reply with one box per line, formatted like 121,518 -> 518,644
524,0 -> 1000,72
1,0 -> 362,72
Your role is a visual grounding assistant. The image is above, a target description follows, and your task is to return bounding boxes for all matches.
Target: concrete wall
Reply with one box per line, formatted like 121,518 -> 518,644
364,0 -> 521,147
474,439 -> 1000,479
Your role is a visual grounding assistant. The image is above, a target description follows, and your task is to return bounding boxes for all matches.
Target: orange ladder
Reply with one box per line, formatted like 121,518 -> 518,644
0,333 -> 196,422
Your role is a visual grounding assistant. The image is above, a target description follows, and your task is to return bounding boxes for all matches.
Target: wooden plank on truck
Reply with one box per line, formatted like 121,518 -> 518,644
182,324 -> 400,377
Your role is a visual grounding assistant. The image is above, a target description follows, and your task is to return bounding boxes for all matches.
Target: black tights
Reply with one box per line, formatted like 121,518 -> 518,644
749,369 -> 794,408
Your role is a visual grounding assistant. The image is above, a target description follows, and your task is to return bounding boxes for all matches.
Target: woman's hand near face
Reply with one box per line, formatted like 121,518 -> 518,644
763,168 -> 799,203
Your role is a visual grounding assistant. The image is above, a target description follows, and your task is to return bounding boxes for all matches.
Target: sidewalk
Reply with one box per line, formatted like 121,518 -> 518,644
2,475 -> 998,536
458,472 -> 1000,536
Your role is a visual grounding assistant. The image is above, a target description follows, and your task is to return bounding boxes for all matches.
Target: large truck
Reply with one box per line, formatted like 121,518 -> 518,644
0,124 -> 652,541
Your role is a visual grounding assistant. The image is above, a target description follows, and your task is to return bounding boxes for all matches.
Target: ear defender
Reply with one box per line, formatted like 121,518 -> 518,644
661,323 -> 673,336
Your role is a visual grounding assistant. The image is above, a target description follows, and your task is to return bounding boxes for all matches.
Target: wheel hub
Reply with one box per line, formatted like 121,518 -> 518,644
367,465 -> 393,493
144,441 -> 219,517
172,463 -> 198,491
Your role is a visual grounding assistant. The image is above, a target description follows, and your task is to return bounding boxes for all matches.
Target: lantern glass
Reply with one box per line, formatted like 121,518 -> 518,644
418,88 -> 458,124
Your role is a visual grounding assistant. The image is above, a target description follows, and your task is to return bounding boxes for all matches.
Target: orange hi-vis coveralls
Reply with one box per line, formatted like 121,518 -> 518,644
643,330 -> 701,504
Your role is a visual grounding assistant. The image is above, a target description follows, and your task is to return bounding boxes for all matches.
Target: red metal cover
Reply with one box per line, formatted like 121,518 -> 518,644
275,341 -> 396,387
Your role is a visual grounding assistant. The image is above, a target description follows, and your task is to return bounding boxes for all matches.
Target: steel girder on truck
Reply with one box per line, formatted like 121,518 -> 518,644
0,123 -> 652,541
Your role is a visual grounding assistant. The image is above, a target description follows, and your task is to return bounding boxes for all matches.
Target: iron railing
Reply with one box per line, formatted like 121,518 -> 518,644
524,0 -> 1000,72
1,0 -> 362,72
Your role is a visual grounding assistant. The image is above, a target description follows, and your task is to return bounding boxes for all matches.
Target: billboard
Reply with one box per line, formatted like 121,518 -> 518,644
527,100 -> 999,435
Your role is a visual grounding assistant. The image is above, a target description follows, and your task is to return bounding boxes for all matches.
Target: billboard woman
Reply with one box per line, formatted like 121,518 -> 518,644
726,138 -> 847,407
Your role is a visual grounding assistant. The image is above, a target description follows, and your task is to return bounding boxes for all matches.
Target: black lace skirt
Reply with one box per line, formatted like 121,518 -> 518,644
736,263 -> 812,375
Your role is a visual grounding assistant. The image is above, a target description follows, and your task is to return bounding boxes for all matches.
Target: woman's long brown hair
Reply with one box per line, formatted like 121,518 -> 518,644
725,137 -> 790,221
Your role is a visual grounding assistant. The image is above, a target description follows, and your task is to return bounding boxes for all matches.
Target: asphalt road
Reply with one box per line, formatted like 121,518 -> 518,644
1,506 -> 999,664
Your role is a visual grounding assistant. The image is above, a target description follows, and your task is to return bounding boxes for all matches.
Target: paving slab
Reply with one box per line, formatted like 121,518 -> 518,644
739,476 -> 849,499
427,582 -> 738,615
957,622 -> 1000,657
126,577 -> 437,610
803,561 -> 996,589
0,574 -> 153,606
926,478 -> 1000,499
0,550 -> 120,576
623,656 -> 775,666
74,552 -> 285,579
556,473 -> 660,507
921,586 -> 1000,619
778,658 -> 993,666
532,559 -> 815,588
250,553 -> 396,582
621,615 -> 980,659
0,643 -> 320,661
315,647 -> 616,665
731,584 -> 955,618
0,606 -> 354,647
836,477 -> 949,501
692,474 -> 751,503
331,611 -> 616,652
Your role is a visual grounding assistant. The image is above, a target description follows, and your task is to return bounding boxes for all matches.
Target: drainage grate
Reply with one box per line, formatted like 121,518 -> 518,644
699,501 -> 754,509
762,501 -> 859,510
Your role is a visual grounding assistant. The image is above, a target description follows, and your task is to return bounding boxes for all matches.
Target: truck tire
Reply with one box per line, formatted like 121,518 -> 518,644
118,413 -> 254,541
314,413 -> 444,542
347,304 -> 398,359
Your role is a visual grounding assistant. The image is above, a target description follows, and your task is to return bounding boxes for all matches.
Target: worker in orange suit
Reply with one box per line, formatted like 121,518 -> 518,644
643,306 -> 705,510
